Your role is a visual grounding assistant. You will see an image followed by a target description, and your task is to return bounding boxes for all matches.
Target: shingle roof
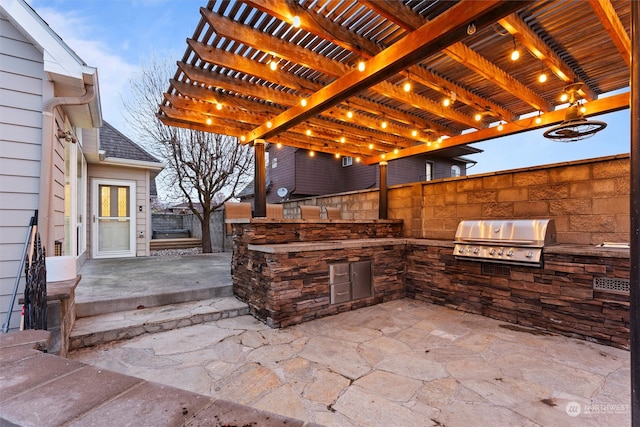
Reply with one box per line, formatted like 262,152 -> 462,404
100,121 -> 161,163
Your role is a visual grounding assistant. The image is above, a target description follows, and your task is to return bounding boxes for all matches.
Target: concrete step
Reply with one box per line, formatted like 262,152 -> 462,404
76,284 -> 233,318
70,296 -> 249,350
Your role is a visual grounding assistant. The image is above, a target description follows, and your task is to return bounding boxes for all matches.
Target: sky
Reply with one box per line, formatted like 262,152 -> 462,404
28,0 -> 631,176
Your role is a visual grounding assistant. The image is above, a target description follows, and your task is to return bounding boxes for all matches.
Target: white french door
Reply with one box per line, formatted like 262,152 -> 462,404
92,179 -> 136,258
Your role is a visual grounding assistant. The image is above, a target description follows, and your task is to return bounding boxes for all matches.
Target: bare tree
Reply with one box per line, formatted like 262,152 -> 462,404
124,54 -> 254,252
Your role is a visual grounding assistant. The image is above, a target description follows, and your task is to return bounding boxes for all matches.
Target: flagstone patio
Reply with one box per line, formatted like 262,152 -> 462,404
69,298 -> 630,427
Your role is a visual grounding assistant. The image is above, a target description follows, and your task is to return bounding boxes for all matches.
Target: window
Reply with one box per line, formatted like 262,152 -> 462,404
342,156 -> 353,167
451,165 -> 461,177
425,161 -> 434,181
272,157 -> 277,168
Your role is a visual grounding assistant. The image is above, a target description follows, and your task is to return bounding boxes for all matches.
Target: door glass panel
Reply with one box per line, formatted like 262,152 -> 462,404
98,185 -> 131,252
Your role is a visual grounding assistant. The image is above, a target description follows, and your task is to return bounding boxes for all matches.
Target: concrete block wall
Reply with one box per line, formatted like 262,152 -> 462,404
281,154 -> 630,246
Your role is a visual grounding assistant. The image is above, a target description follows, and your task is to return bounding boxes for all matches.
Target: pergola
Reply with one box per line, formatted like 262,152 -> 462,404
159,0 -> 639,420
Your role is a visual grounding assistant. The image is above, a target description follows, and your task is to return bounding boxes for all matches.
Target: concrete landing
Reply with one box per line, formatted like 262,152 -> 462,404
75,253 -> 233,317
70,296 -> 249,350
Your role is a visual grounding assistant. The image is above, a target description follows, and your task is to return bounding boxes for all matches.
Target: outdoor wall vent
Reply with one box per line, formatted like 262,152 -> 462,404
481,263 -> 511,276
593,277 -> 630,294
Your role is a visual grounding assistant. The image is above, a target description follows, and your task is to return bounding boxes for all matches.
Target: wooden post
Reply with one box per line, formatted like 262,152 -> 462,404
379,161 -> 388,219
254,139 -> 266,218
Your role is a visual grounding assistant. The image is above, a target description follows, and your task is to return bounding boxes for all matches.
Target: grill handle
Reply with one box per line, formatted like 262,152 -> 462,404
455,238 -> 537,245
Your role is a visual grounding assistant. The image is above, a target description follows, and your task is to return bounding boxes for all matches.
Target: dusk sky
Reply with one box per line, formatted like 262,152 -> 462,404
30,0 -> 631,176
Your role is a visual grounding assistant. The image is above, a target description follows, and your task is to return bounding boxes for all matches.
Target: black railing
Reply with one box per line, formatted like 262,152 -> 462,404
23,232 -> 47,330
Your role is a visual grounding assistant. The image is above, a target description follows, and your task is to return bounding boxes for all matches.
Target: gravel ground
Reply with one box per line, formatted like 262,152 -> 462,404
150,247 -> 203,257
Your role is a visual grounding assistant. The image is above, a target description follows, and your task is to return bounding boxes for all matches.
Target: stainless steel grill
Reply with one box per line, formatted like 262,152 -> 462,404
453,219 -> 557,267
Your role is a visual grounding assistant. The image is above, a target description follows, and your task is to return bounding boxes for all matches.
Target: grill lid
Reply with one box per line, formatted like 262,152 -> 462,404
453,219 -> 556,266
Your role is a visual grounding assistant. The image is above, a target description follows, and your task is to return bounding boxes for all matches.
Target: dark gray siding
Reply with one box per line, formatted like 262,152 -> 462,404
294,150 -> 342,196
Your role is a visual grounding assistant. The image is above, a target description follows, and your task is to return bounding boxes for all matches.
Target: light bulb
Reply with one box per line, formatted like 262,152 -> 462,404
411,129 -> 418,137
560,93 -> 569,102
403,81 -> 411,92
475,113 -> 482,121
216,103 -> 222,110
538,73 -> 547,83
240,135 -> 246,142
340,136 -> 346,143
206,118 -> 212,125
535,116 -> 542,124
276,142 -> 282,148
300,98 -> 307,107
269,60 -> 277,71
580,105 -> 587,114
306,129 -> 311,136
292,15 -> 301,28
335,153 -> 340,159
497,122 -> 504,131
511,49 -> 520,61
309,150 -> 315,157
358,60 -> 365,72
347,110 -> 354,119
266,121 -> 272,128
356,157 -> 361,163
443,98 -> 451,107
368,143 -> 374,150
394,148 -> 399,154
381,120 -> 388,129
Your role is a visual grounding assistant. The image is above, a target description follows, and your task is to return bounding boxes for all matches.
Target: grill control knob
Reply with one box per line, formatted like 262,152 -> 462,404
458,247 -> 464,253
473,248 -> 480,254
497,249 -> 504,255
489,249 -> 496,255
507,250 -> 514,257
526,251 -> 534,258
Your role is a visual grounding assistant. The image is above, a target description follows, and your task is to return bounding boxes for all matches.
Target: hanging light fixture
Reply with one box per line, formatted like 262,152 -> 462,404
357,59 -> 366,72
292,15 -> 301,28
535,111 -> 543,124
543,83 -> 607,142
300,98 -> 307,107
309,150 -> 315,157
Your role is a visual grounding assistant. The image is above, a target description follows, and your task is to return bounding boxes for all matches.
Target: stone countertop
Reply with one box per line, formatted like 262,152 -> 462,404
248,238 -> 408,253
248,238 -> 630,258
545,243 -> 630,258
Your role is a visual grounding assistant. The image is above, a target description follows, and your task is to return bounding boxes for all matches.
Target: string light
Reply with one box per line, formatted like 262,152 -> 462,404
474,113 -> 482,121
411,129 -> 418,137
292,15 -> 301,28
497,121 -> 504,131
403,72 -> 411,92
266,120 -> 273,128
206,118 -> 212,125
355,157 -> 361,163
538,71 -> 547,83
335,153 -> 340,159
276,142 -> 282,148
357,60 -> 366,72
510,37 -> 520,61
368,143 -> 374,150
443,97 -> 451,107
560,92 -> 569,102
306,128 -> 312,136
216,103 -> 223,110
240,135 -> 246,142
340,136 -> 346,143
535,112 -> 543,124
309,150 -> 315,157
394,148 -> 399,154
300,98 -> 307,107
347,110 -> 354,119
381,120 -> 388,129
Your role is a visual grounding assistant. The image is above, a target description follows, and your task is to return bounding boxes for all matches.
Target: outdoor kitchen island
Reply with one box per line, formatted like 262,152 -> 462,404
231,218 -> 630,349
230,218 -> 406,328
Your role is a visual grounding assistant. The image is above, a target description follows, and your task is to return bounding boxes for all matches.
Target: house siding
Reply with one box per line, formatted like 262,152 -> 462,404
267,145 -> 296,203
87,165 -> 150,257
0,14 -> 45,329
294,151 -> 342,196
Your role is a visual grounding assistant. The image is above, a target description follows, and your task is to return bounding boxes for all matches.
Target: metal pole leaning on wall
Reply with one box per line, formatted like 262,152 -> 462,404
630,1 -> 639,424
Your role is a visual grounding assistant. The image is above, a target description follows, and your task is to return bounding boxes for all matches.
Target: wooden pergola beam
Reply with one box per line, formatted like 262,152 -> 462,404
588,0 -> 632,68
242,0 -> 528,144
